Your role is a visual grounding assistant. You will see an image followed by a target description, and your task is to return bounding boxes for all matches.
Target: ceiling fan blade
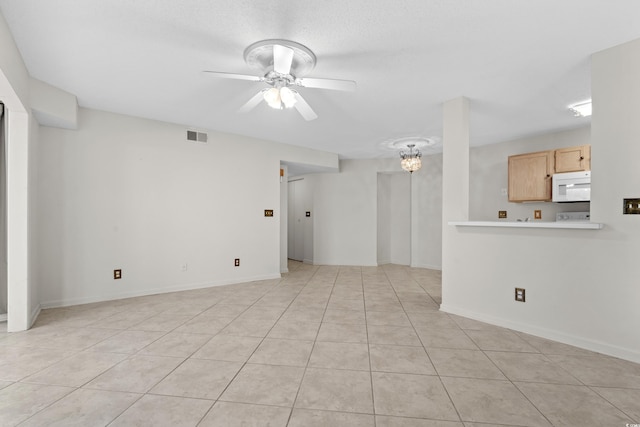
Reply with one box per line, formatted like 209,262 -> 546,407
293,92 -> 318,121
273,44 -> 294,75
203,71 -> 262,82
296,77 -> 356,92
238,90 -> 265,113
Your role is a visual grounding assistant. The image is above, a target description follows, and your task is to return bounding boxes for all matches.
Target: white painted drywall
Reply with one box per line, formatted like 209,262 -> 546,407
441,39 -> 640,363
411,153 -> 443,269
0,106 -> 6,316
28,117 -> 40,324
29,77 -> 78,130
376,173 -> 391,265
279,165 -> 288,273
311,159 -> 391,266
308,157 -> 443,269
0,10 -> 40,331
389,173 -> 410,265
37,107 -> 337,307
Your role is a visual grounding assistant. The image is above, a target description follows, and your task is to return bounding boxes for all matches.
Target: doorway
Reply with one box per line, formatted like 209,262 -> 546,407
287,178 -> 313,263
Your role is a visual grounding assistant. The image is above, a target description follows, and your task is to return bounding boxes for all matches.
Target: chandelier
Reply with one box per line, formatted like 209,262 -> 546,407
400,144 -> 422,173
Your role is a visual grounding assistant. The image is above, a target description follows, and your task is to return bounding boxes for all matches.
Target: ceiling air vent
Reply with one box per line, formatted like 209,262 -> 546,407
187,130 -> 208,143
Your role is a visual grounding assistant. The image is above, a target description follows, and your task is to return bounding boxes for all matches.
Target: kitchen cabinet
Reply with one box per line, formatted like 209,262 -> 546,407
508,150 -> 554,202
554,145 -> 591,172
508,144 -> 591,202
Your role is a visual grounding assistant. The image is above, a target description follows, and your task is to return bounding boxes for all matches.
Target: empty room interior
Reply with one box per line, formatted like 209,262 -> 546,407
1,1 -> 640,426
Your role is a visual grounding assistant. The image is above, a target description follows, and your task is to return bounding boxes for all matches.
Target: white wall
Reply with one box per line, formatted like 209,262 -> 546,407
37,108 -> 337,307
441,39 -> 640,363
389,173 -> 410,265
376,173 -> 391,265
0,9 -> 40,331
279,165 -> 288,273
412,153 -> 443,269
28,117 -> 39,321
308,157 -> 442,268
0,105 -> 6,316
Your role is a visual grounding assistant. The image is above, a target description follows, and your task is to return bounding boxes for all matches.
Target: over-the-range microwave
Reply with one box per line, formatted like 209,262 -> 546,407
552,171 -> 591,202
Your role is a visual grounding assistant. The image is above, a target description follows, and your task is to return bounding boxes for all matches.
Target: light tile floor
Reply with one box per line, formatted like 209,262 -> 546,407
1,262 -> 639,426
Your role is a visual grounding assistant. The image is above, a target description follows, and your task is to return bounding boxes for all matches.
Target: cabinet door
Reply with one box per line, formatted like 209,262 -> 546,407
508,151 -> 554,202
555,145 -> 591,172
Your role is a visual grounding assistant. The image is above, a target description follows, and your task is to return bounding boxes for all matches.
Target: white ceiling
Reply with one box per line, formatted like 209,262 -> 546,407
2,1 -> 640,159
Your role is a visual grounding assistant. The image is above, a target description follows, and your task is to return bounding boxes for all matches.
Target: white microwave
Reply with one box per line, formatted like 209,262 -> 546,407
552,171 -> 591,202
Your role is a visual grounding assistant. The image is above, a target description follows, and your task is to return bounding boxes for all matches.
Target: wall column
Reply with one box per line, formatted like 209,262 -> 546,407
441,97 -> 470,304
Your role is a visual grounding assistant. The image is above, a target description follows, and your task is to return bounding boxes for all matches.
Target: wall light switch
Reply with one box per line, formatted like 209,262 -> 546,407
515,288 -> 526,302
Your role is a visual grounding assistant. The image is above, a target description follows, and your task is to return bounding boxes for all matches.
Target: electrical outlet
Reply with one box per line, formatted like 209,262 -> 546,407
534,210 -> 542,220
498,210 -> 507,219
234,258 -> 240,267
180,263 -> 188,272
114,269 -> 122,280
515,288 -> 526,302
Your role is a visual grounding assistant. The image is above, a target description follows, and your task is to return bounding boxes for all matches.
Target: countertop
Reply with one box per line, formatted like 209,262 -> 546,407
448,221 -> 604,230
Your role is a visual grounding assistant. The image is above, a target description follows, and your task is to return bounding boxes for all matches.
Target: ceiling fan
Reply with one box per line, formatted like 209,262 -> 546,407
204,39 -> 356,121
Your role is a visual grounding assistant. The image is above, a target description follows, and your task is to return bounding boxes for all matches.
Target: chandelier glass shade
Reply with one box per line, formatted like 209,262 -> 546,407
400,144 -> 422,173
263,86 -> 298,109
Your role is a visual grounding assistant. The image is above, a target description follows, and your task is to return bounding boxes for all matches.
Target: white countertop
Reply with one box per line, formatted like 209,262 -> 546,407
449,221 -> 604,230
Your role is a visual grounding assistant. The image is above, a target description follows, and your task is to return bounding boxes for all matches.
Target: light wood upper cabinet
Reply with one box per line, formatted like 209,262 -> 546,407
508,150 -> 554,202
554,145 -> 591,173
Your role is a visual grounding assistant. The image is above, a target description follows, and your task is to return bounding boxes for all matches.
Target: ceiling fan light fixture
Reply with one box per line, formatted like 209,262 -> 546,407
263,87 -> 282,109
280,87 -> 297,108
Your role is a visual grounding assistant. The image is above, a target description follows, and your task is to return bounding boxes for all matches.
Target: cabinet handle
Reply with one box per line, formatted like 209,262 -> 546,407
546,174 -> 550,178
579,156 -> 584,160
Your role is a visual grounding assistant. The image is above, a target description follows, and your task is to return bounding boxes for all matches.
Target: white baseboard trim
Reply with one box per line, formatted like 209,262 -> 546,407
303,259 -> 313,265
0,313 -> 7,322
377,260 -> 391,266
280,268 -> 289,274
411,262 -> 442,270
29,304 -> 42,327
440,304 -> 640,364
40,273 -> 282,309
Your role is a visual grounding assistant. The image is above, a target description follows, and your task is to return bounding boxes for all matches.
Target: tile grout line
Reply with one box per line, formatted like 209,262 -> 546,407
389,265 -> 464,424
286,264 -> 339,426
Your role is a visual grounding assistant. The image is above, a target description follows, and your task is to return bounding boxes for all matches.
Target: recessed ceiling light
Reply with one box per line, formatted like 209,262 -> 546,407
569,100 -> 592,117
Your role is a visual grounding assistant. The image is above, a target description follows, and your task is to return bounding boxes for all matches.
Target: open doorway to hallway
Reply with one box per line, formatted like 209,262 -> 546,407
287,178 -> 313,264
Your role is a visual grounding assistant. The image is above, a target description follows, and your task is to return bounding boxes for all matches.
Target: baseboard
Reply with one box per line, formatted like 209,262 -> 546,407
303,259 -> 313,265
40,273 -> 282,309
411,262 -> 442,270
0,313 -> 6,322
377,259 -> 391,266
29,304 -> 42,327
280,268 -> 289,274
440,304 -> 640,364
